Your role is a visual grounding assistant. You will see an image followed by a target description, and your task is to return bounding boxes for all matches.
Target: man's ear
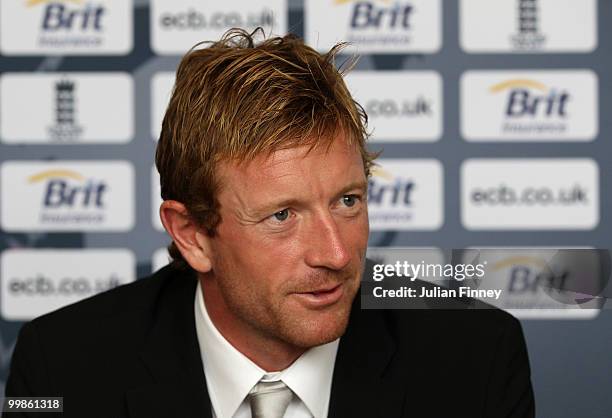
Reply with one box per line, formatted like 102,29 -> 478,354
159,200 -> 213,273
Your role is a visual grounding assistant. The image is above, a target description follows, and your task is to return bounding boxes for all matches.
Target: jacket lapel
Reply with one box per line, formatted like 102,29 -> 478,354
328,264 -> 407,418
126,269 -> 212,418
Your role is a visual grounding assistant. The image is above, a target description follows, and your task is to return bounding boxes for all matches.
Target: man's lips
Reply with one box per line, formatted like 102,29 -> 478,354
292,283 -> 344,308
303,283 -> 342,294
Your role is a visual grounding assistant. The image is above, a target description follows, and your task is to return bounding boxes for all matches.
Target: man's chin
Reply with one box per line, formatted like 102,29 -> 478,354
281,304 -> 353,348
273,279 -> 359,348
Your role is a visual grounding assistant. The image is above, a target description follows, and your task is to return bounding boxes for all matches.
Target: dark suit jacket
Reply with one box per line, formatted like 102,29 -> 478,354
5,263 -> 535,418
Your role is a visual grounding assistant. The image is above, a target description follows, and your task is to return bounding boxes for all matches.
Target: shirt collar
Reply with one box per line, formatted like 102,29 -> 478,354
194,280 -> 339,418
280,336 -> 339,418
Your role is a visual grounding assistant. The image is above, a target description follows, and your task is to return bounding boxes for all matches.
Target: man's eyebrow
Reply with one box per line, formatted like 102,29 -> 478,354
247,181 -> 368,218
339,180 -> 368,194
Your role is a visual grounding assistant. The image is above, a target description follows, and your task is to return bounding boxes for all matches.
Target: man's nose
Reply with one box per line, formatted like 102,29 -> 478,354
304,211 -> 351,271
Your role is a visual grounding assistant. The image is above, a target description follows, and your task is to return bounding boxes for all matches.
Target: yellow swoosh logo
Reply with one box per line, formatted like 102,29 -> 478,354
27,0 -> 82,7
28,169 -> 84,183
492,256 -> 548,271
489,79 -> 548,93
371,166 -> 394,180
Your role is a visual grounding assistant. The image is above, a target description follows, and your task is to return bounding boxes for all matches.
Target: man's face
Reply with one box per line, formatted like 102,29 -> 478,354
204,133 -> 369,349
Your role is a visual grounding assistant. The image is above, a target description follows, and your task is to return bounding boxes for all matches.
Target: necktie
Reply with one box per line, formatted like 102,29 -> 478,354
248,380 -> 294,418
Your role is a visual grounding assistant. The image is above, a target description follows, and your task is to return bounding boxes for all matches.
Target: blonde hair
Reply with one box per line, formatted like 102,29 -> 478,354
155,28 -> 374,269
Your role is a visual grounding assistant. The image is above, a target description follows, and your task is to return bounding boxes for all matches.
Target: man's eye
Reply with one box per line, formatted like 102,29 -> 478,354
341,195 -> 358,207
271,209 -> 290,222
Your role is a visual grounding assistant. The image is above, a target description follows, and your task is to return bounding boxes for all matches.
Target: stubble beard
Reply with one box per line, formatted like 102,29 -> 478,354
216,266 -> 361,350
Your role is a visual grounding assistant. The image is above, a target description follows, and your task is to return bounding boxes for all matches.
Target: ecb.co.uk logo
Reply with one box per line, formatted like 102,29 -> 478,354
0,72 -> 133,144
460,0 -> 597,53
150,0 -> 287,55
461,159 -> 599,230
0,249 -> 135,321
345,71 -> 442,142
367,159 -> 443,230
0,161 -> 134,231
0,0 -> 133,55
461,70 -> 598,141
305,0 -> 441,53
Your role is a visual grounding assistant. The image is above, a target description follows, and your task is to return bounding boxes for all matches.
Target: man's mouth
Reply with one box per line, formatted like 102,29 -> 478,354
293,283 -> 344,308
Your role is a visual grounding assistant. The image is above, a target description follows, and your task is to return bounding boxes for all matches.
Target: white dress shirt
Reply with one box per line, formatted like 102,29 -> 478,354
194,281 -> 340,418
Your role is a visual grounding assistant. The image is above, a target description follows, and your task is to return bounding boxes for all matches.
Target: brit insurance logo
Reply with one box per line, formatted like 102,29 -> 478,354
0,161 -> 134,231
461,70 -> 598,141
368,159 -> 443,230
460,0 -> 596,53
151,0 -> 287,55
305,0 -> 441,53
0,73 -> 133,144
0,249 -> 135,321
345,71 -> 442,142
0,0 -> 133,55
460,248 -> 603,319
461,159 -> 599,230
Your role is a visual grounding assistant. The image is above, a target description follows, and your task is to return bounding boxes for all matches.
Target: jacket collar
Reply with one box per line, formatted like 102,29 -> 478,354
327,289 -> 406,417
126,267 -> 212,418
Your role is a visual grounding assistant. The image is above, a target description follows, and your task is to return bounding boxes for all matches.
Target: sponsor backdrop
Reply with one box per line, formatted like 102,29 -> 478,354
0,0 -> 610,416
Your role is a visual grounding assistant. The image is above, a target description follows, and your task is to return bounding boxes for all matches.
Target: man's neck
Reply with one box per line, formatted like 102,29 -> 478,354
200,277 -> 306,372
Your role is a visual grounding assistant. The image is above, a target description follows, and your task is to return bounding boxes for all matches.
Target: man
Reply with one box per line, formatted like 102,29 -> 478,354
5,29 -> 535,418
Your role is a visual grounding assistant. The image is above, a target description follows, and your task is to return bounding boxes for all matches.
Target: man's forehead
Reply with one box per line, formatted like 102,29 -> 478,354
218,136 -> 361,180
